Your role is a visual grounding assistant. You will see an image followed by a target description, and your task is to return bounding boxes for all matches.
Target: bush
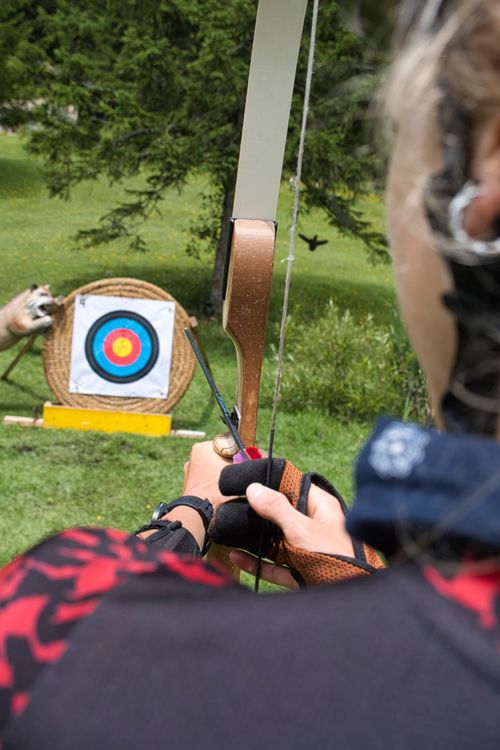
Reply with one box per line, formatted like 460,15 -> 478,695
274,302 -> 429,423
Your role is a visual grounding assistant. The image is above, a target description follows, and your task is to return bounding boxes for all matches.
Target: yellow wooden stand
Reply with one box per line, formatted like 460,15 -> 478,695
42,402 -> 171,437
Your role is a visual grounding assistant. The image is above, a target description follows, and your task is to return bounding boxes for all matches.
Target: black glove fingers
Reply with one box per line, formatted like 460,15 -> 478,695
208,497 -> 276,556
218,458 -> 286,496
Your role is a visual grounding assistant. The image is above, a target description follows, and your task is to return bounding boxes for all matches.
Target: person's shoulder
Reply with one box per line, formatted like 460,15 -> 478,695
0,526 -> 231,607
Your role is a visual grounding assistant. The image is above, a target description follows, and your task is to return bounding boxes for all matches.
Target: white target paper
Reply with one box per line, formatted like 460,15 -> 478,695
69,295 -> 175,399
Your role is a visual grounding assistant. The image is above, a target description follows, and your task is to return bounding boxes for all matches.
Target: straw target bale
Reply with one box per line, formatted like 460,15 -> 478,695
43,278 -> 195,414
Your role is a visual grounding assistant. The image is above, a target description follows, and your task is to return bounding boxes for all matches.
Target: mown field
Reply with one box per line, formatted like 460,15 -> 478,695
0,134 -> 397,567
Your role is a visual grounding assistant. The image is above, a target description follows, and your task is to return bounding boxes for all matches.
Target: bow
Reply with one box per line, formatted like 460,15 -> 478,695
209,0 -> 308,576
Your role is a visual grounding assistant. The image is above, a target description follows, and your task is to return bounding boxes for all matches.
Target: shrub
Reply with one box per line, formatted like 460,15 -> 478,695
274,302 -> 429,423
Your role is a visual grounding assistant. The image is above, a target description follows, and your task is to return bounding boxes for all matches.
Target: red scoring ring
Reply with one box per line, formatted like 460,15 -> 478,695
103,328 -> 142,366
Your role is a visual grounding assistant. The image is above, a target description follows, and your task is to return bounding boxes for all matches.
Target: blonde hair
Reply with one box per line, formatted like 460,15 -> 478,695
386,1 -> 500,132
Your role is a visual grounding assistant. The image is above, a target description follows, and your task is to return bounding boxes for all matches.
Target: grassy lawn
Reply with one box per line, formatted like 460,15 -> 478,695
0,134 -> 397,567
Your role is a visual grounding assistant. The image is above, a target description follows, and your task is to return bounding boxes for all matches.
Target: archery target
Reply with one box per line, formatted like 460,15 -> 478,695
85,311 -> 159,384
69,295 -> 175,398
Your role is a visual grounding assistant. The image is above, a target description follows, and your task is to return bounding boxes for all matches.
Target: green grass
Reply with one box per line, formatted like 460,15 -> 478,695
0,134 -> 397,566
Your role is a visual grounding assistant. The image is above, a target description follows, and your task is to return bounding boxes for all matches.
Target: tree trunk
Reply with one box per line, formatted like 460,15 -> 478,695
209,178 -> 236,316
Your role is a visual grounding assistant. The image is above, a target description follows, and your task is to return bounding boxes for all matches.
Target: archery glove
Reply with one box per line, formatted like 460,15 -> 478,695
209,458 -> 384,587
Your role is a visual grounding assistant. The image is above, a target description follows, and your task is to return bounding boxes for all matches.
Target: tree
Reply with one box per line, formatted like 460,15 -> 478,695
0,0 -> 387,311
0,0 -> 58,128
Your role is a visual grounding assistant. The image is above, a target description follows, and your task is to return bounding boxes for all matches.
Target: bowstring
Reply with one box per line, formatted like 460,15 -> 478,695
254,0 -> 320,592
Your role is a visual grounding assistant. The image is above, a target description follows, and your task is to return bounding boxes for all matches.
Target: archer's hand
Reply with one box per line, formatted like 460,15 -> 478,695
210,459 -> 377,591
231,481 -> 356,590
182,441 -> 233,510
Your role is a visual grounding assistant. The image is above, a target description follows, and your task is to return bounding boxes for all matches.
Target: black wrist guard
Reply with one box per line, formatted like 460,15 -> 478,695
137,496 -> 213,556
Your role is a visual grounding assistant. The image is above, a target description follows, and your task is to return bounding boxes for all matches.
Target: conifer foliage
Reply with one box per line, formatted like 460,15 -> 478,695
0,0 -> 387,308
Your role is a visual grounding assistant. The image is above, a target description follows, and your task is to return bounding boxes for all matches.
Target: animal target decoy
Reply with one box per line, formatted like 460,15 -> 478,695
0,284 -> 63,352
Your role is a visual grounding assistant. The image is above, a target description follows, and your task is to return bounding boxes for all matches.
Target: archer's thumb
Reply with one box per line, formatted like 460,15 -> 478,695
246,482 -> 299,537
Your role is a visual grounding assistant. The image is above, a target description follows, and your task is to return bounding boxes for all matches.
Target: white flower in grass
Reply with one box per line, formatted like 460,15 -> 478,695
369,423 -> 430,479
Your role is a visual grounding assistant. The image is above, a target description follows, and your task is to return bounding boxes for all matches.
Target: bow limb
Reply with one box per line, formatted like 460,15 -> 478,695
208,0 -> 307,578
211,0 -> 306,453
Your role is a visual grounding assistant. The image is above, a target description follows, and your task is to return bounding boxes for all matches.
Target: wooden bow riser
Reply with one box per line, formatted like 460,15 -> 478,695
208,219 -> 275,580
223,219 -> 276,446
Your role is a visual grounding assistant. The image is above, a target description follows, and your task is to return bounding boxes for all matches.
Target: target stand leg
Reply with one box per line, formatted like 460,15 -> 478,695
42,402 -> 172,437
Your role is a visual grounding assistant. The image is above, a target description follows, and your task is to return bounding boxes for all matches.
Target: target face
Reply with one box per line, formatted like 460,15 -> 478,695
69,295 -> 175,399
85,311 -> 159,384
